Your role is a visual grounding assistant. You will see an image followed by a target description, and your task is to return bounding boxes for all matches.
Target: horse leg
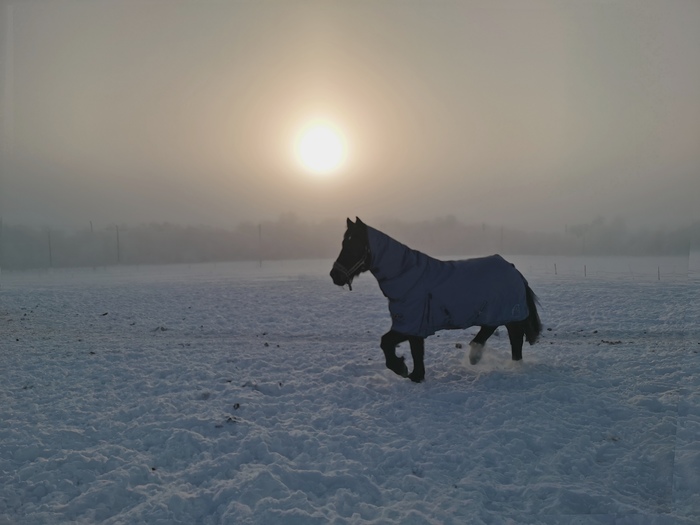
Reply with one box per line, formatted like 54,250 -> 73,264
506,323 -> 525,361
380,330 -> 409,377
407,336 -> 425,383
469,325 -> 497,365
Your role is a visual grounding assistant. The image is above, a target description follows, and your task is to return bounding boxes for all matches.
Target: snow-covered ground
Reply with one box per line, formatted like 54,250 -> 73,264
1,256 -> 698,524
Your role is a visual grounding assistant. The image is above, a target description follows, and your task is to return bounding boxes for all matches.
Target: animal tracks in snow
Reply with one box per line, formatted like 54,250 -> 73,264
0,262 -> 698,523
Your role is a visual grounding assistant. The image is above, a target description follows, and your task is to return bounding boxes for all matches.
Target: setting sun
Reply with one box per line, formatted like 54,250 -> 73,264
296,122 -> 347,175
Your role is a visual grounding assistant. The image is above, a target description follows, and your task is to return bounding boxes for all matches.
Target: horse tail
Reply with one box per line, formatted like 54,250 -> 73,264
524,285 -> 542,345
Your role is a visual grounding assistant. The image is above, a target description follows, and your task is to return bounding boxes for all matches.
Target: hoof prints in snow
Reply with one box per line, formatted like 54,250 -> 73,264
0,262 -> 699,524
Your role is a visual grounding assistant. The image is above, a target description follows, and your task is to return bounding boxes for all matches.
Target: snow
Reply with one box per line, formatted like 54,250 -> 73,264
1,256 -> 699,524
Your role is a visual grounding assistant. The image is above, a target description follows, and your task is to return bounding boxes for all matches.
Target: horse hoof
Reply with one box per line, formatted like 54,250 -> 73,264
386,358 -> 408,377
468,342 -> 485,365
408,372 -> 424,383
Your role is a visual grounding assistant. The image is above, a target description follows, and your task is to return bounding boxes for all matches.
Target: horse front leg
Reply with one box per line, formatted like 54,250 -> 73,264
380,330 -> 409,378
407,336 -> 425,383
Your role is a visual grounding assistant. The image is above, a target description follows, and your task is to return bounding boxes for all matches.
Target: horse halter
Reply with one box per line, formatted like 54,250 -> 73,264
332,246 -> 370,291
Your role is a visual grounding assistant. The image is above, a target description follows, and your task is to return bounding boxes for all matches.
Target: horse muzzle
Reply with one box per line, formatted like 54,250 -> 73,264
330,263 -> 354,290
330,267 -> 345,286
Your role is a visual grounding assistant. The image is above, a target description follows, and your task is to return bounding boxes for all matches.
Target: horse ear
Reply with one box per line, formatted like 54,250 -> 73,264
355,216 -> 365,226
346,217 -> 354,228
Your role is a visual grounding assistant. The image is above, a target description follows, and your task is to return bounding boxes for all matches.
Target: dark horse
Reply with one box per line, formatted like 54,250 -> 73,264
330,217 -> 541,382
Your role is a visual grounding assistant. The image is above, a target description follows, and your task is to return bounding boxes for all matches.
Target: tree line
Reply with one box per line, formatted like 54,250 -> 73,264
0,214 -> 697,270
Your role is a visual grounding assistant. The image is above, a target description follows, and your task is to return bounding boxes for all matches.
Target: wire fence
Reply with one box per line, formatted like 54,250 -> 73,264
0,220 -> 696,283
441,254 -> 695,283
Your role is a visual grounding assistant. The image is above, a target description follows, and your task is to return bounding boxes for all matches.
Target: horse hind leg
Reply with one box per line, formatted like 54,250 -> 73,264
506,322 -> 525,361
469,325 -> 497,365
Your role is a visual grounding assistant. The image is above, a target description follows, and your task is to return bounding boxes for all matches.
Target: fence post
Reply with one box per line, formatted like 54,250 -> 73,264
90,221 -> 96,270
47,227 -> 53,268
116,225 -> 121,264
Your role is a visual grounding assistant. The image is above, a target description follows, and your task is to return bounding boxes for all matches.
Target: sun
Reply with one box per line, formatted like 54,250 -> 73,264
296,121 -> 347,175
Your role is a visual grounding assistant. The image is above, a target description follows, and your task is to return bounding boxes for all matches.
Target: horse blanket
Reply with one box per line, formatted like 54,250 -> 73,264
367,226 -> 530,337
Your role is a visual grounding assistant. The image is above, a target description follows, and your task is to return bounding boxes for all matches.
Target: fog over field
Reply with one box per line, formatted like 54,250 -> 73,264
1,5 -> 700,523
1,0 -> 699,235
0,215 -> 698,271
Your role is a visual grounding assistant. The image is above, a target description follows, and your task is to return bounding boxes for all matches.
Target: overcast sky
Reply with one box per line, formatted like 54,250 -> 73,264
1,0 -> 698,231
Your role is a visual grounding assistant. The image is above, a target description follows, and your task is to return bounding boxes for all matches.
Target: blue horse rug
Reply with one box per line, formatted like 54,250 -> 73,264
367,226 -> 530,337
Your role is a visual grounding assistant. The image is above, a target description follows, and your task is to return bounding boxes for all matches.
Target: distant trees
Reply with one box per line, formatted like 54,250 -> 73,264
0,215 -> 696,270
0,216 -> 344,270
380,216 -> 695,258
564,216 -> 693,256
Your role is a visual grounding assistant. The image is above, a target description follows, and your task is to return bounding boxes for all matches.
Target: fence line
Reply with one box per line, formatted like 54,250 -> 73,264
509,256 -> 692,282
0,221 -> 696,282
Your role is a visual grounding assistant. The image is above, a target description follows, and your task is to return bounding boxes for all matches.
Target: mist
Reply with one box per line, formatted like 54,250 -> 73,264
1,215 -> 696,271
1,0 -> 699,235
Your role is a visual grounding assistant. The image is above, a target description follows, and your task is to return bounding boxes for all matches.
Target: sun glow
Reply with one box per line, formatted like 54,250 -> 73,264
296,121 -> 347,175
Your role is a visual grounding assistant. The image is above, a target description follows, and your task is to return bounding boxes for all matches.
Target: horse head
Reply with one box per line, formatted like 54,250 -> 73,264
330,217 -> 370,290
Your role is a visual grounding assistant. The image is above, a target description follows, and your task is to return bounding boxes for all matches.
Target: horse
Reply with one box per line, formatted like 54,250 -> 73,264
330,217 -> 542,383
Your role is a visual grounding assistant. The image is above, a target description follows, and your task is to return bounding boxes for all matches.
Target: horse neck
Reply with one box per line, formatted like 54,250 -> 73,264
367,227 -> 435,295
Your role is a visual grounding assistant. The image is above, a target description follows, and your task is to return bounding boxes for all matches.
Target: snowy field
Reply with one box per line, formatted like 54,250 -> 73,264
1,256 -> 699,524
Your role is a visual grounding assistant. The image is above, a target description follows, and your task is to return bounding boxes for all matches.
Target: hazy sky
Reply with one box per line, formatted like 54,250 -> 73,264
1,0 -> 698,231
